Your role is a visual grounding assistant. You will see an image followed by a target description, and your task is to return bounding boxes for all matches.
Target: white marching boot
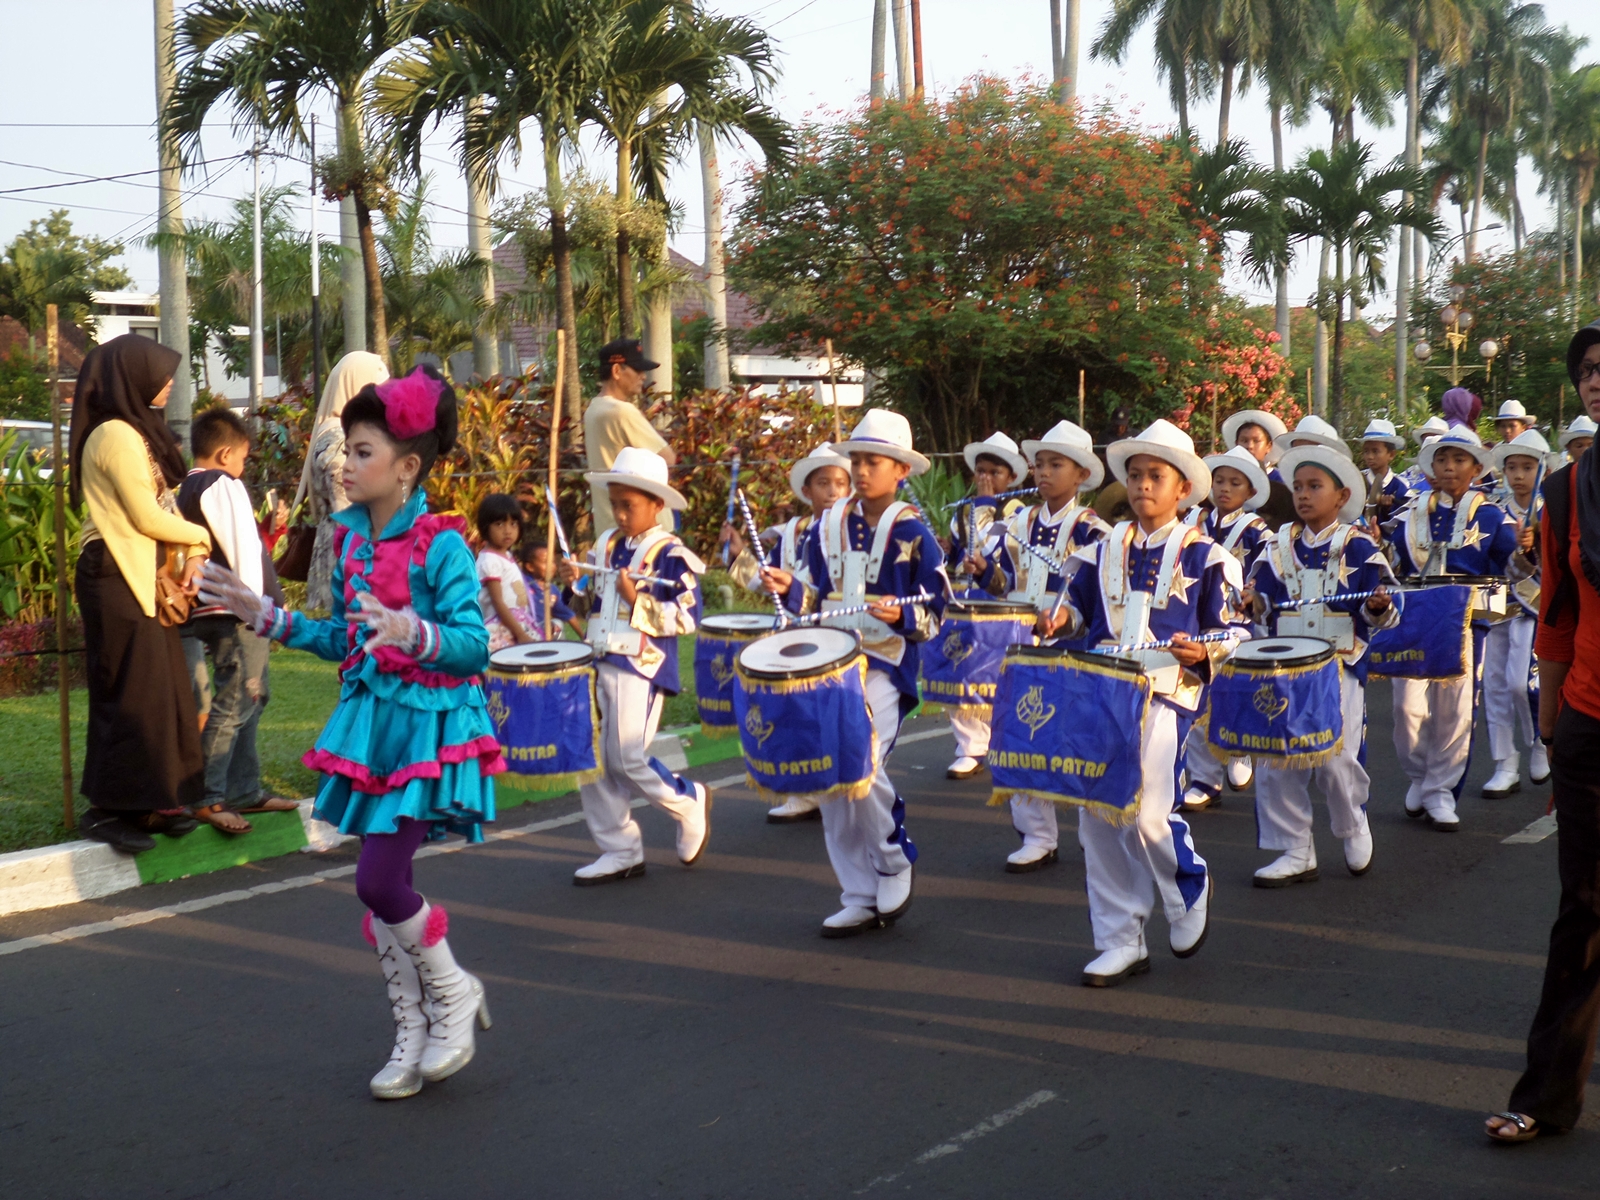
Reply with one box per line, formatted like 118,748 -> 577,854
1482,757 -> 1522,798
821,905 -> 880,938
877,865 -> 914,924
573,850 -> 646,885
1005,843 -> 1059,873
946,755 -> 983,780
1168,875 -> 1213,958
1254,840 -> 1319,888
766,796 -> 821,824
1343,823 -> 1374,877
1180,783 -> 1218,812
677,784 -> 712,864
1082,936 -> 1150,987
389,902 -> 491,1084
1530,741 -> 1552,785
364,912 -> 427,1100
1226,756 -> 1254,791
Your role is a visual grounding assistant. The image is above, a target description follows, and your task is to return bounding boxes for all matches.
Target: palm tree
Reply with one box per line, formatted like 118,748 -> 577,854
1202,0 -> 1274,146
379,176 -> 487,376
1092,0 -> 1211,141
1546,63 -> 1600,308
167,0 -> 404,361
1283,140 -> 1441,431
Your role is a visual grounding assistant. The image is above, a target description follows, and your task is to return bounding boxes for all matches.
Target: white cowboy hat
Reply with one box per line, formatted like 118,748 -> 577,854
1202,445 -> 1270,510
1107,418 -> 1210,508
1273,414 -> 1352,459
788,442 -> 852,503
1495,399 -> 1530,422
962,431 -> 1030,483
585,445 -> 687,511
1561,414 -> 1598,449
1360,417 -> 1406,450
833,409 -> 931,475
1277,445 -> 1367,524
1492,428 -> 1552,473
1416,426 -> 1493,480
1221,409 -> 1288,454
1413,415 -> 1449,444
1020,419 -> 1104,490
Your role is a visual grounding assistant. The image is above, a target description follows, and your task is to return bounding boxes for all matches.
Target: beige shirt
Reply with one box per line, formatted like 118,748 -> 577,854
584,393 -> 673,534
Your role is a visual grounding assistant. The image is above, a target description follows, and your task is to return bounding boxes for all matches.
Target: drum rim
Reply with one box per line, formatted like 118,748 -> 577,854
1412,574 -> 1508,586
947,599 -> 1037,616
1233,636 -> 1335,668
700,612 -> 780,632
489,642 -> 594,671
1008,641 -> 1144,675
737,627 -> 862,680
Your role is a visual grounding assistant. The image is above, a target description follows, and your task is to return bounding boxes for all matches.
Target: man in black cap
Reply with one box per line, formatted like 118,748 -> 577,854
585,337 -> 677,535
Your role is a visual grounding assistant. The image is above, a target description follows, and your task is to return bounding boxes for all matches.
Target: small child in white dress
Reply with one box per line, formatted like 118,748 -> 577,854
476,493 -> 537,652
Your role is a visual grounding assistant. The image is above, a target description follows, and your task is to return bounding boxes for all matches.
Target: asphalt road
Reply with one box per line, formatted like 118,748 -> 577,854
3,681 -> 1597,1199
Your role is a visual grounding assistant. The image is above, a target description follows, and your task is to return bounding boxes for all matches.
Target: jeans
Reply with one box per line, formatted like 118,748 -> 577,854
180,616 -> 270,810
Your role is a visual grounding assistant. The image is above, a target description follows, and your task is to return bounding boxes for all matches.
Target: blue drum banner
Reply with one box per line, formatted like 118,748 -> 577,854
695,628 -> 766,736
486,665 -> 603,792
985,652 -> 1149,825
1207,656 -> 1343,769
733,658 -> 876,802
921,611 -> 1035,714
1368,586 -> 1472,680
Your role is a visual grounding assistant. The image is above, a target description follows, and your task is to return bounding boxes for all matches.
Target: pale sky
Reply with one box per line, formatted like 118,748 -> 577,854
3,0 -> 1598,324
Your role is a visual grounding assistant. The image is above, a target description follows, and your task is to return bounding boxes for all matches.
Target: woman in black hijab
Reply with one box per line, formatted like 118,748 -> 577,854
70,335 -> 213,853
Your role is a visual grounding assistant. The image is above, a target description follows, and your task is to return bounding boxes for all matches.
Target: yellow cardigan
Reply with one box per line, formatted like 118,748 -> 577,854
79,420 -> 211,618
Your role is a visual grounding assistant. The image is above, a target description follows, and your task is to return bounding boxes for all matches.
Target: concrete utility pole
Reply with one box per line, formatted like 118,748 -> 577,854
336,100 -> 366,352
871,0 -> 889,102
700,126 -> 730,390
250,140 -> 264,414
310,115 -> 323,401
909,0 -> 925,99
466,98 -> 499,379
1061,0 -> 1081,102
891,0 -> 913,101
153,0 -> 193,443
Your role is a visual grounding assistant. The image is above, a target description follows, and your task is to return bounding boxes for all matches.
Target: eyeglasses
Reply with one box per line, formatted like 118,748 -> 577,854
1580,361 -> 1600,382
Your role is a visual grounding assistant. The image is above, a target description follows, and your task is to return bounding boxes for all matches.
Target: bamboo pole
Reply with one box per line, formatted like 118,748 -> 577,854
909,0 -> 925,100
825,338 -> 843,441
48,305 -> 72,830
544,330 -> 567,641
1077,368 -> 1085,429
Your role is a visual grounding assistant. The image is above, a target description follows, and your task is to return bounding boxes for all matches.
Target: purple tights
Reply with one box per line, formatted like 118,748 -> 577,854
355,817 -> 431,925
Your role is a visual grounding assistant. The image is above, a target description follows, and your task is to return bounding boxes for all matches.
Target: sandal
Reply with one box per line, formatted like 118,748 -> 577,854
190,804 -> 252,835
1485,1112 -> 1544,1144
239,797 -> 299,814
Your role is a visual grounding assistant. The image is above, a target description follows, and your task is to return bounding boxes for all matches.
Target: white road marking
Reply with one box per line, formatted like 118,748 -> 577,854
1503,813 -> 1558,845
0,725 -> 953,958
857,1089 -> 1058,1192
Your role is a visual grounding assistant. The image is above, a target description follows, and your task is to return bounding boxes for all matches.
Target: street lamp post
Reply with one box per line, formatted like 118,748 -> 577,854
1412,283 -> 1501,407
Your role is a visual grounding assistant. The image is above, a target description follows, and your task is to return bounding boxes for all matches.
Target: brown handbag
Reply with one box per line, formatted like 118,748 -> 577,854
145,443 -> 194,627
274,522 -> 316,582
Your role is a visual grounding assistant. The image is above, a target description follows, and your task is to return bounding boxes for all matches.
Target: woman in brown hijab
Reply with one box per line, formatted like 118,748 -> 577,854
70,335 -> 213,853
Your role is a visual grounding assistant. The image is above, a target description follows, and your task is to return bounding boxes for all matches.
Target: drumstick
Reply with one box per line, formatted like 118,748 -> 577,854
721,454 -> 741,566
1091,630 -> 1235,655
946,487 -> 1039,509
1273,588 -> 1390,611
571,562 -> 676,587
737,488 -> 790,629
789,591 -> 934,627
545,484 -> 574,561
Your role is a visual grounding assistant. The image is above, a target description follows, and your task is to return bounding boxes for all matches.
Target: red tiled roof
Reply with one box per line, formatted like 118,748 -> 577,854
0,315 -> 86,374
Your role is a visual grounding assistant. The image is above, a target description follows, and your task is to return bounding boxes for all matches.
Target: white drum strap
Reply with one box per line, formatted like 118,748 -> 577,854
1101,521 -> 1195,639
823,498 -> 912,599
1407,490 -> 1482,566
1218,512 -> 1262,555
1276,524 -> 1354,601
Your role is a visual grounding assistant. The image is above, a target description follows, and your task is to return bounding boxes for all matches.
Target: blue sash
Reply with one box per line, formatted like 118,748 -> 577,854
921,608 -> 1035,714
1368,586 -> 1473,679
694,626 -> 769,736
985,650 -> 1149,825
485,665 -> 603,792
734,657 -> 877,802
1207,654 -> 1342,768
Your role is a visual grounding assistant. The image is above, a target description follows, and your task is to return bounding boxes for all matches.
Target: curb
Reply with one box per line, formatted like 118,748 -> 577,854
0,726 -> 743,919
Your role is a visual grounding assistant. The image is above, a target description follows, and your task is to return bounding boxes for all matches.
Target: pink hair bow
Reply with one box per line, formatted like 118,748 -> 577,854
376,368 -> 444,439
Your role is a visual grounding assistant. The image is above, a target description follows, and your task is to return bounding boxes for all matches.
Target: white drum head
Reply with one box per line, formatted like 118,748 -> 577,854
702,613 -> 779,636
1234,636 -> 1333,668
490,641 -> 594,673
738,627 -> 860,679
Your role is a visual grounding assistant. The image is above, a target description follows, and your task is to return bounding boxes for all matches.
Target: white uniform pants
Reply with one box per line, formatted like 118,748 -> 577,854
1076,703 -> 1209,952
1009,795 -> 1059,851
1256,667 -> 1370,849
579,663 -> 699,858
1484,616 -> 1536,763
1392,654 -> 1478,818
821,669 -> 915,910
948,709 -> 991,760
1183,721 -> 1224,796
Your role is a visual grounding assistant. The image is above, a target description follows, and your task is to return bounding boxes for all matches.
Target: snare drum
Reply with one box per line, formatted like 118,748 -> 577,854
485,642 -> 602,790
1208,636 -> 1342,768
1369,583 -> 1474,679
921,599 -> 1037,715
1417,574 -> 1508,623
985,644 -> 1149,821
734,628 -> 877,802
694,613 -> 779,736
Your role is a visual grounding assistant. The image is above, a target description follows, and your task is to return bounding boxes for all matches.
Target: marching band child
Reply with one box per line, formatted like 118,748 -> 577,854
1048,419 -> 1244,987
1359,418 -> 1413,527
726,442 -> 852,823
1219,408 -> 1293,528
475,493 -> 538,651
1390,427 -> 1519,829
199,365 -> 499,1101
759,410 -> 948,938
1558,414 -> 1596,464
1482,429 -> 1553,796
1180,445 -> 1271,810
519,541 -> 582,640
1401,416 -> 1449,495
981,420 -> 1109,870
1242,445 -> 1399,885
943,432 -> 1031,779
559,447 -> 712,884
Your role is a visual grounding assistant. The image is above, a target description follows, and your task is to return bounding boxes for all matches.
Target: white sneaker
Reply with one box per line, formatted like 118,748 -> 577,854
946,756 -> 983,779
820,905 -> 880,938
877,865 -> 914,923
677,784 -> 712,864
1482,758 -> 1522,798
1169,876 -> 1212,957
1423,796 -> 1460,831
1082,941 -> 1150,987
1344,828 -> 1374,876
573,851 -> 646,885
1530,742 -> 1551,785
1404,782 -> 1426,818
1253,842 -> 1319,888
766,796 -> 821,824
1005,844 -> 1059,874
1227,757 -> 1254,791
1181,785 -> 1217,812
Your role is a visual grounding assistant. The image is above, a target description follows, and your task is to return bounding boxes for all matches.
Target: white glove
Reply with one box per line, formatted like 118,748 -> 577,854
349,591 -> 421,655
199,561 -> 273,631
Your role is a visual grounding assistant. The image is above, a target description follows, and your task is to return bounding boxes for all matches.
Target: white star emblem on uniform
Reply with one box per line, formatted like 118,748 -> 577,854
894,538 -> 918,564
1336,557 -> 1356,588
1169,569 -> 1198,605
1460,524 -> 1487,550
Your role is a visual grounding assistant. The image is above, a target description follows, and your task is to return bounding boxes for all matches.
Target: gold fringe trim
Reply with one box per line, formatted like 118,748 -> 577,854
1220,657 -> 1334,683
1205,735 -> 1343,770
1001,648 -> 1150,689
986,786 -> 1143,827
918,700 -> 995,717
735,655 -> 867,696
745,771 -> 874,804
497,766 -> 604,793
488,663 -> 594,686
696,721 -> 742,739
944,612 -> 1038,623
